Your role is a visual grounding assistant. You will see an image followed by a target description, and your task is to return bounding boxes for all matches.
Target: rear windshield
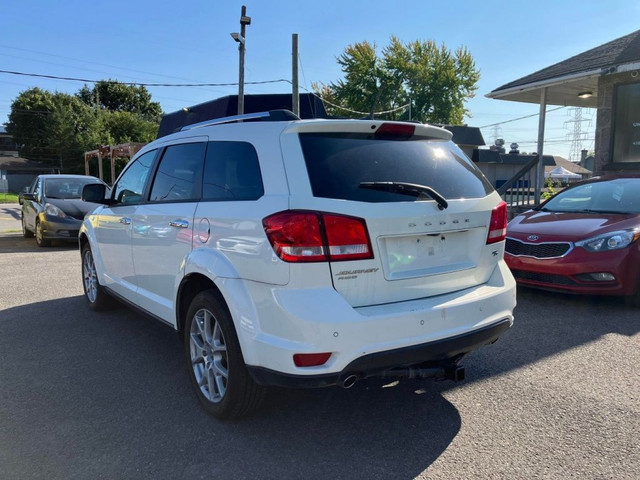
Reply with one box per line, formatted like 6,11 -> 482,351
299,133 -> 493,202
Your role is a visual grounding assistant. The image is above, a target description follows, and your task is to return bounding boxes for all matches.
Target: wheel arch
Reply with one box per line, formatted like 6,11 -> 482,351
175,271 -> 263,368
176,273 -> 222,335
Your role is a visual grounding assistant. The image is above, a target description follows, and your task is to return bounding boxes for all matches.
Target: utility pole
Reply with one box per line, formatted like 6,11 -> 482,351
292,33 -> 299,117
231,6 -> 251,115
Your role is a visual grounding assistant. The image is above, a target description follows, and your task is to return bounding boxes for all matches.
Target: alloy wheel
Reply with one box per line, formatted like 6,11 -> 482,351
189,308 -> 229,403
83,249 -> 98,303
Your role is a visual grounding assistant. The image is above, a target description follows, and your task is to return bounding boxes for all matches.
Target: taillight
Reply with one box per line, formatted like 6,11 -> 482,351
487,201 -> 507,244
263,211 -> 373,263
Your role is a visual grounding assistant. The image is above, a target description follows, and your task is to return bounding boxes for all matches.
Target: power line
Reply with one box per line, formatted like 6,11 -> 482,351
0,69 -> 289,87
0,44 -> 220,84
1,68 -> 413,118
478,106 -> 566,129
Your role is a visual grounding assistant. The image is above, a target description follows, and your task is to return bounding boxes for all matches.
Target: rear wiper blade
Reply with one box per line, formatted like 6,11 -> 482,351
359,181 -> 448,210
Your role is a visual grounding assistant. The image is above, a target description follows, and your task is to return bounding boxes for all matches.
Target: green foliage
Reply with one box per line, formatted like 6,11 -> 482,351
314,36 -> 480,124
541,177 -> 559,200
102,111 -> 159,144
6,82 -> 162,174
77,80 -> 163,122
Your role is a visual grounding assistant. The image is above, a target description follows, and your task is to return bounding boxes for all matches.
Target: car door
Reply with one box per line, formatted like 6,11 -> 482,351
130,140 -> 206,324
22,176 -> 42,231
91,150 -> 156,301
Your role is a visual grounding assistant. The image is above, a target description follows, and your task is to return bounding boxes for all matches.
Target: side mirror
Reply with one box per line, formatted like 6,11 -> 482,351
82,183 -> 110,204
22,192 -> 35,202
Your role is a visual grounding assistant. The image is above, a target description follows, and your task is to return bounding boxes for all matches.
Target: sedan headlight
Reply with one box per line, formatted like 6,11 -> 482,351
575,229 -> 640,252
44,203 -> 67,218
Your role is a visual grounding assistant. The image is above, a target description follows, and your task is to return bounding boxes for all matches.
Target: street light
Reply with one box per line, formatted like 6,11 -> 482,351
231,6 -> 251,115
230,32 -> 245,44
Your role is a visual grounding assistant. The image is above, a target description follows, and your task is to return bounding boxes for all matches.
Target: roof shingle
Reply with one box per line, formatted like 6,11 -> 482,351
492,29 -> 640,93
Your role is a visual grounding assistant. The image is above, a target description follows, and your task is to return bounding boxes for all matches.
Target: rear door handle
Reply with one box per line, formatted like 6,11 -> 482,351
169,220 -> 189,229
120,217 -> 131,225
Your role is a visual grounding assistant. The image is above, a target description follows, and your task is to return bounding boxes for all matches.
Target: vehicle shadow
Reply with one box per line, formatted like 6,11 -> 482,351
0,296 -> 460,479
0,204 -> 21,220
0,235 -> 78,253
0,288 -> 637,479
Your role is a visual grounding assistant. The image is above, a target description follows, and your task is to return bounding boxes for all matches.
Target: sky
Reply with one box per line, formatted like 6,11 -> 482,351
2,0 -> 639,161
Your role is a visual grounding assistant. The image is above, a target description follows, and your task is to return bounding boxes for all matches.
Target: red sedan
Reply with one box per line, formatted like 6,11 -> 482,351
505,175 -> 640,306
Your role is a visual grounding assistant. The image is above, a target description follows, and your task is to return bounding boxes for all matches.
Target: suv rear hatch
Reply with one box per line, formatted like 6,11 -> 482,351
278,121 -> 504,308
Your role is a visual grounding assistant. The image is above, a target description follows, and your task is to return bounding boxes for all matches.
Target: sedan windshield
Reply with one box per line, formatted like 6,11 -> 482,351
542,178 -> 640,214
44,178 -> 99,199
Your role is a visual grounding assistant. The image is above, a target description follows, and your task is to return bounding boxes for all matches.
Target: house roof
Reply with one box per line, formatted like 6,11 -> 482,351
0,156 -> 56,172
547,156 -> 591,176
487,29 -> 640,107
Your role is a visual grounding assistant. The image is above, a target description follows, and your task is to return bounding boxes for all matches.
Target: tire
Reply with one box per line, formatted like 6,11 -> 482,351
22,214 -> 33,238
184,290 -> 266,420
81,243 -> 115,311
35,219 -> 51,247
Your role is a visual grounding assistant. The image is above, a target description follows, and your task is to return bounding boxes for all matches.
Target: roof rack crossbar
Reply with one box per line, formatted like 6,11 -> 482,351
180,110 -> 299,132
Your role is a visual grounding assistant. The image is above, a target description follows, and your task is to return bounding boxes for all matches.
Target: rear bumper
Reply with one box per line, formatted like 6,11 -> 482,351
247,318 -> 512,388
231,260 -> 516,380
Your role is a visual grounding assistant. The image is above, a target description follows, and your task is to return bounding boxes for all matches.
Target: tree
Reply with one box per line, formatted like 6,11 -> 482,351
77,80 -> 163,122
6,87 -> 57,161
7,82 -> 162,174
317,41 -> 404,118
7,88 -> 99,170
314,36 -> 480,125
102,111 -> 159,144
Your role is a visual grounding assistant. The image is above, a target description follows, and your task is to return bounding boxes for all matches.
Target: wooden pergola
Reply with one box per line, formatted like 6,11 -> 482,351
84,142 -> 146,184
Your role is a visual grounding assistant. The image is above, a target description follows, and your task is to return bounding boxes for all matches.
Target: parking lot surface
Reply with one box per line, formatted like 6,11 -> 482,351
0,234 -> 638,479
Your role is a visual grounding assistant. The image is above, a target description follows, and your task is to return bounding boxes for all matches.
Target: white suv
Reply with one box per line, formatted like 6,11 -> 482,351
80,110 -> 516,419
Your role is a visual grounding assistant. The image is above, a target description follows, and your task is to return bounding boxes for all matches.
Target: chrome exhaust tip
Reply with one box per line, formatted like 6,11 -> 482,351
341,374 -> 358,389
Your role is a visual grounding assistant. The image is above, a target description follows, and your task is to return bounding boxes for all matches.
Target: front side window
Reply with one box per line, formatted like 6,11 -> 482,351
113,150 -> 155,205
32,178 -> 41,200
149,142 -> 205,203
202,141 -> 263,201
299,133 -> 493,202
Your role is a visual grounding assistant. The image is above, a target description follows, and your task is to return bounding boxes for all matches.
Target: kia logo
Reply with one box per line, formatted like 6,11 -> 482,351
527,235 -> 539,241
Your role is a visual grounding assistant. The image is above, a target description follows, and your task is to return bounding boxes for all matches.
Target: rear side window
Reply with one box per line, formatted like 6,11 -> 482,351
202,141 -> 263,201
150,143 -> 205,202
299,133 -> 493,202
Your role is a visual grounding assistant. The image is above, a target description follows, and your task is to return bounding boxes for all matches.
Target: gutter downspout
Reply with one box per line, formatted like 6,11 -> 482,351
535,87 -> 547,203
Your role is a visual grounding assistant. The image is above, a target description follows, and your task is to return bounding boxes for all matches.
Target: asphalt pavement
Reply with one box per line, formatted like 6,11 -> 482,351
0,231 -> 638,479
0,203 -> 21,235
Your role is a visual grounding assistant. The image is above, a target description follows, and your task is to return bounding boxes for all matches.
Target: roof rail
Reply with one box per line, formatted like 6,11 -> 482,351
180,109 -> 300,132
